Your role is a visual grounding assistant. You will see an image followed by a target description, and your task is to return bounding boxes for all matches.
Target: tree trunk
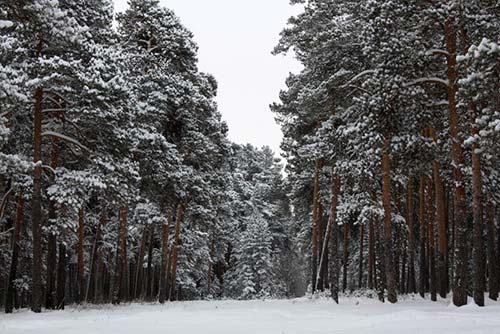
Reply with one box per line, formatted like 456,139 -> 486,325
329,174 -> 341,303
207,238 -> 215,296
429,126 -> 448,298
444,17 -> 468,307
77,208 -> 85,303
487,204 -> 498,300
31,34 -> 44,311
5,194 -> 25,313
86,215 -> 105,303
368,219 -> 375,290
382,139 -> 397,303
169,202 -> 185,301
113,206 -> 128,304
406,177 -> 416,293
45,136 -> 59,310
311,159 -> 323,294
342,222 -> 349,293
159,210 -> 172,304
419,176 -> 428,298
359,224 -> 364,289
134,225 -> 149,299
427,180 -> 437,301
146,225 -> 155,301
56,242 -> 66,309
471,108 -> 485,307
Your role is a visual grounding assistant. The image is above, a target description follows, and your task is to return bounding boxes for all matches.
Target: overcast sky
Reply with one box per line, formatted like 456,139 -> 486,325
113,0 -> 303,156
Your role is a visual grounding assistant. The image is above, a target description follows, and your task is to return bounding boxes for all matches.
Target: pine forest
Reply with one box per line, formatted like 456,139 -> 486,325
1,1 -> 500,333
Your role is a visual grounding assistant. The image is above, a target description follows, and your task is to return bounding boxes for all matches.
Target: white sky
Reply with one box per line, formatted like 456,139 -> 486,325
113,0 -> 303,156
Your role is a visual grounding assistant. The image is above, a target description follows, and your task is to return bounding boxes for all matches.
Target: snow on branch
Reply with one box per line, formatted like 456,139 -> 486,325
426,49 -> 450,58
341,70 -> 376,88
404,77 -> 449,88
42,131 -> 91,153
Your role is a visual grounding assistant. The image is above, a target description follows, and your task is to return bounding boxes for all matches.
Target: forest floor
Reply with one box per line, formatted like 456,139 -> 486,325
1,295 -> 500,334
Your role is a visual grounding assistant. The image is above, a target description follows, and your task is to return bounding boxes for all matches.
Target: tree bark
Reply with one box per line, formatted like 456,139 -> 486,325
311,159 -> 323,294
31,34 -> 44,313
134,224 -> 149,299
359,224 -> 364,289
368,219 -> 375,290
77,207 -> 85,303
146,225 -> 155,300
169,202 -> 185,301
159,210 -> 172,303
406,177 -> 416,294
426,180 -> 437,301
429,127 -> 448,298
419,176 -> 428,298
113,206 -> 128,304
444,17 -> 468,307
56,242 -> 66,309
328,174 -> 341,303
487,204 -> 498,300
382,139 -> 397,303
342,222 -> 349,293
45,136 -> 59,310
5,194 -> 24,313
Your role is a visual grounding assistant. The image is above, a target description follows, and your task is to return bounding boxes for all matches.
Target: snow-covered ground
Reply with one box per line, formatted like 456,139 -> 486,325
1,296 -> 500,334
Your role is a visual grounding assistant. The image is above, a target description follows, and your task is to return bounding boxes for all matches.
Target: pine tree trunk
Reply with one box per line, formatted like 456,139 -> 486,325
146,225 -> 155,301
487,203 -> 498,300
382,139 -> 397,303
86,215 -> 105,303
317,204 -> 325,291
406,177 -> 416,293
375,217 -> 385,302
471,109 -> 485,307
329,175 -> 341,303
113,206 -> 128,304
159,210 -> 172,304
342,223 -> 349,293
56,242 -> 66,309
359,224 -> 364,289
77,208 -> 85,303
5,194 -> 24,313
134,225 -> 149,300
207,238 -> 215,296
169,203 -> 185,301
419,176 -> 428,298
444,17 -> 468,307
311,159 -> 323,294
45,136 -> 59,310
427,181 -> 437,301
31,34 -> 44,311
368,220 -> 375,290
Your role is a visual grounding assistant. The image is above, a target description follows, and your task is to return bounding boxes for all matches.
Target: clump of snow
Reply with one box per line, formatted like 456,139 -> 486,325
0,20 -> 14,29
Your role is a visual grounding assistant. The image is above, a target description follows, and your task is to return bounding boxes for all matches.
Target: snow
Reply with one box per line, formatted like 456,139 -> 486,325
2,297 -> 500,334
0,20 -> 14,29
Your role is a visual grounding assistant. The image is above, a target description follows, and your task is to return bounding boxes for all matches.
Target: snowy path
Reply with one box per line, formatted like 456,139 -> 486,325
1,296 -> 500,334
